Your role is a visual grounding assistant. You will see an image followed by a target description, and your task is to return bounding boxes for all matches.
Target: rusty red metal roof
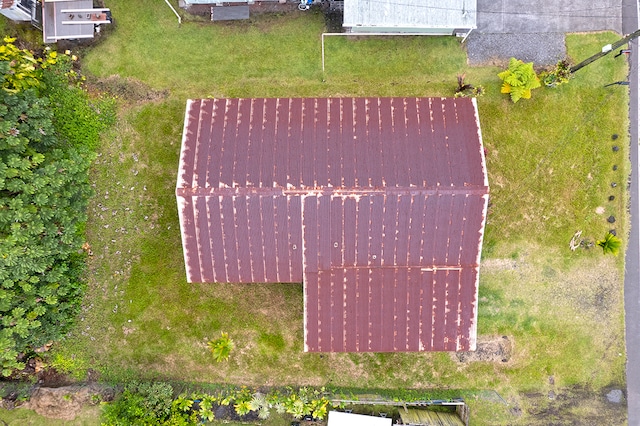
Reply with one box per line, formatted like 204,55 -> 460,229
177,97 -> 488,352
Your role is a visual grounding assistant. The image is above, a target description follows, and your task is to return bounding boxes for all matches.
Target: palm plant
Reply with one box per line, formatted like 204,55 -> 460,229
234,400 -> 252,416
597,232 -> 622,255
208,332 -> 234,362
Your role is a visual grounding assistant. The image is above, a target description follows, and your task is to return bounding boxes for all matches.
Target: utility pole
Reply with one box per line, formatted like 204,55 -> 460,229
570,28 -> 640,73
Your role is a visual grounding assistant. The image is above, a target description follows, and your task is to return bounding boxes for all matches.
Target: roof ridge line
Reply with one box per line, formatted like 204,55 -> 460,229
176,186 -> 489,197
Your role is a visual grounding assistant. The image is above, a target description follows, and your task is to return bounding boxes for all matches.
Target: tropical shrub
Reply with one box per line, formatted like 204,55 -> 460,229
0,38 -> 112,376
454,73 -> 485,98
208,332 -> 234,362
540,59 -> 572,87
0,37 -> 43,93
41,53 -> 115,150
100,384 -> 332,424
498,57 -> 541,102
101,381 -> 191,426
597,232 -> 622,255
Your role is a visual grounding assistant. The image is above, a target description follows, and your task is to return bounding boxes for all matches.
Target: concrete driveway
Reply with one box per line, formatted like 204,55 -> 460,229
467,0 -> 623,65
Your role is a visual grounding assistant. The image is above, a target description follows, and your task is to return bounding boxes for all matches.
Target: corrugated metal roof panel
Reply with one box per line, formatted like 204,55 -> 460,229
177,98 -> 486,194
177,97 -> 488,352
305,266 -> 480,352
302,194 -> 484,352
343,0 -> 477,31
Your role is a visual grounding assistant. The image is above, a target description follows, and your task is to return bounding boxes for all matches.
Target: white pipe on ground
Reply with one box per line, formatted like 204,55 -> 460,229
164,0 -> 182,26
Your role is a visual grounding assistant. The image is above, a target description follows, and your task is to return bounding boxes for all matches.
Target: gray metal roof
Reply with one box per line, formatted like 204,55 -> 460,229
177,97 -> 488,352
343,0 -> 477,32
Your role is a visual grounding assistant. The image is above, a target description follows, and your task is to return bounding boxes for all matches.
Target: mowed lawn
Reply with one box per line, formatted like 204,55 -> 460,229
47,2 -> 630,424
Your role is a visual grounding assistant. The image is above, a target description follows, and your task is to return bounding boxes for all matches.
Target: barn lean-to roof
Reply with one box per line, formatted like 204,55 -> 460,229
176,97 -> 488,352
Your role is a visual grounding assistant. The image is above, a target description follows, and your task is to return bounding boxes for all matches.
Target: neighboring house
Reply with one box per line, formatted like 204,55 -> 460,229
176,97 -> 489,353
343,0 -> 477,36
0,0 -> 111,43
180,0 -> 476,33
0,0 -> 37,22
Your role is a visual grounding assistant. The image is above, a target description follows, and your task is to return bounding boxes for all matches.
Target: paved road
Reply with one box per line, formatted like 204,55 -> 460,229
623,1 -> 640,424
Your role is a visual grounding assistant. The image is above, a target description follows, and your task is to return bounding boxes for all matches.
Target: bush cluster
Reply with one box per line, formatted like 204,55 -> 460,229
0,38 -> 114,375
101,383 -> 331,425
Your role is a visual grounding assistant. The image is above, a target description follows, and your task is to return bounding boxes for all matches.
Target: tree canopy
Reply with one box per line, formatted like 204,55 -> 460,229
0,38 -> 113,375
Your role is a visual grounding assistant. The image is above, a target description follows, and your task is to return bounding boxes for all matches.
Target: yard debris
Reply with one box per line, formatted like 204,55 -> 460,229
569,230 -> 582,251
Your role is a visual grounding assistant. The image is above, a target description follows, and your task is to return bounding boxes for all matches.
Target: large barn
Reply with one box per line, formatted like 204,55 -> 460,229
176,97 -> 488,352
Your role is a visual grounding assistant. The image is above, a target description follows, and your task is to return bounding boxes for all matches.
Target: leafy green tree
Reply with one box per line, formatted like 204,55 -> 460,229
498,57 -> 541,103
597,232 -> 622,255
0,38 -> 111,375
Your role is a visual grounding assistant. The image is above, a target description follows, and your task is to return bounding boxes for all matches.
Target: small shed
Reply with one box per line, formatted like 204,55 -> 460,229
343,0 -> 476,36
177,97 -> 489,353
328,411 -> 392,426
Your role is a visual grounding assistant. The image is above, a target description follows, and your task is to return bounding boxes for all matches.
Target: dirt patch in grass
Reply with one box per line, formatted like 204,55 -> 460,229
22,384 -> 113,421
516,385 -> 626,425
453,335 -> 513,363
86,75 -> 168,102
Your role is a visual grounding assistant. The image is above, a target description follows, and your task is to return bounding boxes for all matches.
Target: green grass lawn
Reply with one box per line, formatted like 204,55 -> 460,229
31,3 -> 631,424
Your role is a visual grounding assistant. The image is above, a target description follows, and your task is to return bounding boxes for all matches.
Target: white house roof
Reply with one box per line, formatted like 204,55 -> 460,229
328,411 -> 393,426
42,0 -> 110,43
343,0 -> 477,31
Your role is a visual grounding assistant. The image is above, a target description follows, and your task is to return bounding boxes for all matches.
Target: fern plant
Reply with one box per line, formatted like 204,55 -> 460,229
208,332 -> 234,362
597,232 -> 622,255
498,58 -> 541,102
